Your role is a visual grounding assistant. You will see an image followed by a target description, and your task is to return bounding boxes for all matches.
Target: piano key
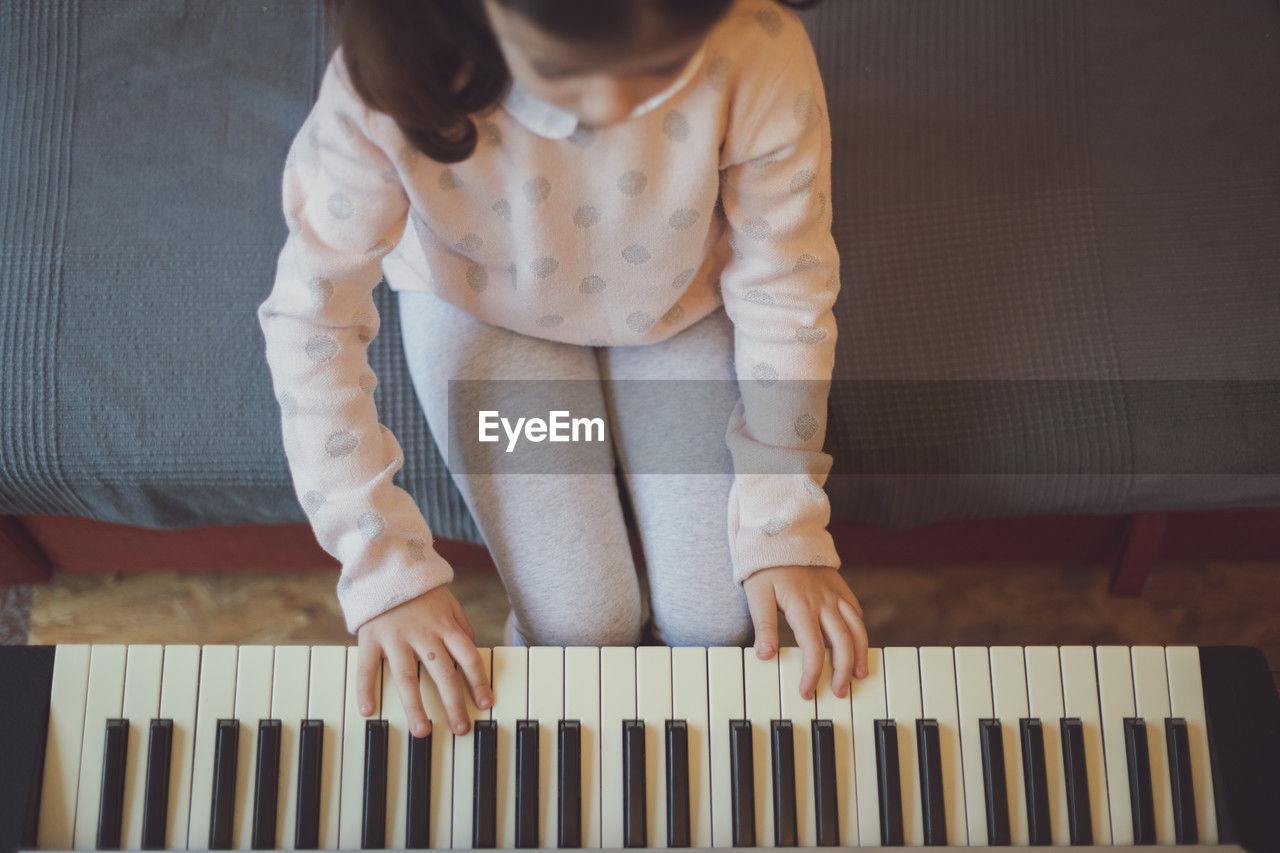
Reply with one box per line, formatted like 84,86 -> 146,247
1124,716 -> 1157,844
1166,717 -> 1199,844
1131,645 -> 1176,843
728,719 -> 756,847
777,646 -> 815,847
415,656 -> 453,850
120,644 -> 163,849
563,646 -> 599,848
1096,645 -> 1137,844
954,647 -> 995,845
339,646 -> 376,850
454,647 -> 491,850
251,718 -> 282,848
1059,645 -> 1111,844
294,720 -> 323,849
140,719 -> 173,850
873,718 -> 905,845
919,646 -> 966,845
979,718 -> 1011,846
883,646 -> 924,845
623,719 -> 647,847
810,720 -> 839,846
917,719 -> 946,845
989,646 -> 1030,845
743,647 -> 778,846
406,729 -> 431,848
1023,645 -> 1069,845
73,644 -> 126,850
514,720 -> 538,848
707,646 -> 745,849
770,720 -> 798,846
528,647 -> 563,848
558,720 -> 583,849
850,647 -> 886,846
1164,645 -> 1217,842
233,646 -> 275,849
157,645 -> 201,849
363,719 -> 389,848
1019,719 -> 1051,845
211,719 -> 240,849
472,719 -> 498,848
814,652 -> 857,846
600,646 -> 636,849
1059,718 -> 1094,845
636,646 -> 671,848
379,657 -> 410,848
491,647 -> 528,849
304,646 -> 346,849
270,645 -> 309,849
37,644 -> 91,849
670,647 -> 711,848
188,646 -> 238,848
665,720 -> 691,848
98,718 -> 129,849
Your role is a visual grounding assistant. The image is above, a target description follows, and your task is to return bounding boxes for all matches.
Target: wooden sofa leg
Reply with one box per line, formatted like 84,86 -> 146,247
1110,512 -> 1167,596
0,516 -> 54,586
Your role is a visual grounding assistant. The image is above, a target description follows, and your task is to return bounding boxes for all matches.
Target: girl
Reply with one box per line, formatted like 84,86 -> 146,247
258,0 -> 870,741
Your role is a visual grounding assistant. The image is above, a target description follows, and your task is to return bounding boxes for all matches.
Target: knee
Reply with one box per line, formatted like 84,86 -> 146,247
518,586 -> 645,647
652,590 -> 755,647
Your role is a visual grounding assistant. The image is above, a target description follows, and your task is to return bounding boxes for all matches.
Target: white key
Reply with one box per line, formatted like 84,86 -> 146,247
233,645 -> 274,849
883,646 -> 923,846
1096,645 -> 1137,844
564,646 -> 601,848
814,651 -> 858,846
449,647 -> 491,849
599,646 -> 636,848
187,645 -> 238,848
707,646 -> 744,849
1059,645 -> 1112,844
635,647 -> 671,847
416,655 -> 454,850
850,646 -> 886,847
37,644 -> 90,849
671,647 -> 711,848
73,644 -> 127,849
919,646 -> 966,845
1024,645 -> 1070,845
1131,645 -> 1175,843
491,646 -> 527,849
338,645 -> 373,849
121,644 -> 163,849
528,646 -> 563,849
158,645 -> 200,850
778,647 -> 816,847
305,646 -> 346,849
380,655 -> 410,848
990,645 -> 1030,845
1164,646 -> 1217,842
954,646 -> 994,846
743,647 -> 778,846
271,646 -> 310,849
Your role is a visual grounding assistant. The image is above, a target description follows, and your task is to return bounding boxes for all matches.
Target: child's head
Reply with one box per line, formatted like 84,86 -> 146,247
323,0 -> 813,163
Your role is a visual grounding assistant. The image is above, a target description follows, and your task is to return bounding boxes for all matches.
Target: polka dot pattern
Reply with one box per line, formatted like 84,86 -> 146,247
745,289 -> 775,305
574,206 -> 600,228
307,277 -> 333,308
466,264 -> 489,292
568,126 -> 597,147
492,199 -> 512,221
357,510 -> 385,540
537,314 -> 564,328
706,56 -> 732,91
796,326 -> 828,344
661,304 -> 685,324
626,311 -> 655,333
335,575 -> 353,596
618,170 -> 647,197
663,110 -> 690,141
278,392 -> 298,418
438,168 -> 463,190
326,430 -> 358,457
454,233 -> 483,253
407,538 -> 428,561
301,490 -> 325,516
803,479 -> 826,501
742,217 -> 772,240
622,245 -> 651,264
794,253 -> 820,272
790,169 -> 816,193
794,413 -> 820,441
531,257 -> 559,278
305,334 -> 339,363
580,275 -> 606,294
756,7 -> 784,37
763,516 -> 791,536
669,208 -> 699,230
359,372 -> 378,395
524,177 -> 551,204
751,363 -> 779,385
327,192 -> 354,219
794,91 -> 820,128
672,268 -> 697,289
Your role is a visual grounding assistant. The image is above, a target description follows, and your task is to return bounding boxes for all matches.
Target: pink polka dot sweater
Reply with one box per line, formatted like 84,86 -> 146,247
257,0 -> 843,633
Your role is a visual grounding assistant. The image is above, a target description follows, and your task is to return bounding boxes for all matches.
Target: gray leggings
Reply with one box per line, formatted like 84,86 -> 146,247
397,288 -> 754,648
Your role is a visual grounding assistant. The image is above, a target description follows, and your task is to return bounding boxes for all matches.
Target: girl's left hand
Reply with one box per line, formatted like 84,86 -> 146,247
743,565 -> 870,701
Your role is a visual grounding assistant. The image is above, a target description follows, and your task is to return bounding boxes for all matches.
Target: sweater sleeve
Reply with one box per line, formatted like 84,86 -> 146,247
717,11 -> 843,585
257,48 -> 454,633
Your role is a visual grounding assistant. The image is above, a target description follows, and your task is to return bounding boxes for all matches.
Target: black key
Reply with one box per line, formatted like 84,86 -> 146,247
873,719 -> 904,846
623,719 -> 647,848
1124,717 -> 1156,845
363,719 -> 388,849
515,720 -> 539,848
666,719 -> 691,848
252,719 -> 281,849
97,718 -> 129,850
558,720 -> 582,848
729,719 -> 756,847
295,719 -> 324,849
473,719 -> 498,848
1166,717 -> 1199,844
140,718 -> 173,850
979,718 -> 1011,846
917,718 -> 947,846
1059,717 -> 1093,845
1019,718 -> 1051,846
209,719 -> 239,850
811,719 -> 839,846
771,720 -> 798,847
405,727 -> 431,849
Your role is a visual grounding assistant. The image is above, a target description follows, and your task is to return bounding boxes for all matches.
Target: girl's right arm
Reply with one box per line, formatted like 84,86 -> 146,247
257,48 -> 489,736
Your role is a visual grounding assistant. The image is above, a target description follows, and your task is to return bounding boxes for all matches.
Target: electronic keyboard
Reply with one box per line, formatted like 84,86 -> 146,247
0,644 -> 1275,851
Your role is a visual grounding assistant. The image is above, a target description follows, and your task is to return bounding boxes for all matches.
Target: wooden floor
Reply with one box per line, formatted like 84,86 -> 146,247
27,558 -> 1280,693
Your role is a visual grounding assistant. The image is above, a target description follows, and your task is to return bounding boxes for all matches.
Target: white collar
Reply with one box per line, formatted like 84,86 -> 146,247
500,43 -> 707,140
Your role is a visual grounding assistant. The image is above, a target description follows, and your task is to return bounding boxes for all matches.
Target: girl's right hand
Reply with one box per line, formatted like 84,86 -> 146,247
355,584 -> 494,738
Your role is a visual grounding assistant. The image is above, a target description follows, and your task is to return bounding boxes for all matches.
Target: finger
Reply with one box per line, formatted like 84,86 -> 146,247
818,606 -> 856,698
416,635 -> 471,735
356,635 -> 383,717
450,597 -> 476,643
744,580 -> 780,659
383,642 -> 431,740
838,598 -> 871,678
790,609 -> 827,700
441,631 -> 493,710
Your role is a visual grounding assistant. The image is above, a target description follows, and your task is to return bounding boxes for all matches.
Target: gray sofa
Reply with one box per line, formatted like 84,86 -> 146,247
2,0 -> 1278,550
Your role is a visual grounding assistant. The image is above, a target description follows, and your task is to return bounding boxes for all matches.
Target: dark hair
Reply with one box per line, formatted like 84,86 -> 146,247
322,0 -> 821,164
